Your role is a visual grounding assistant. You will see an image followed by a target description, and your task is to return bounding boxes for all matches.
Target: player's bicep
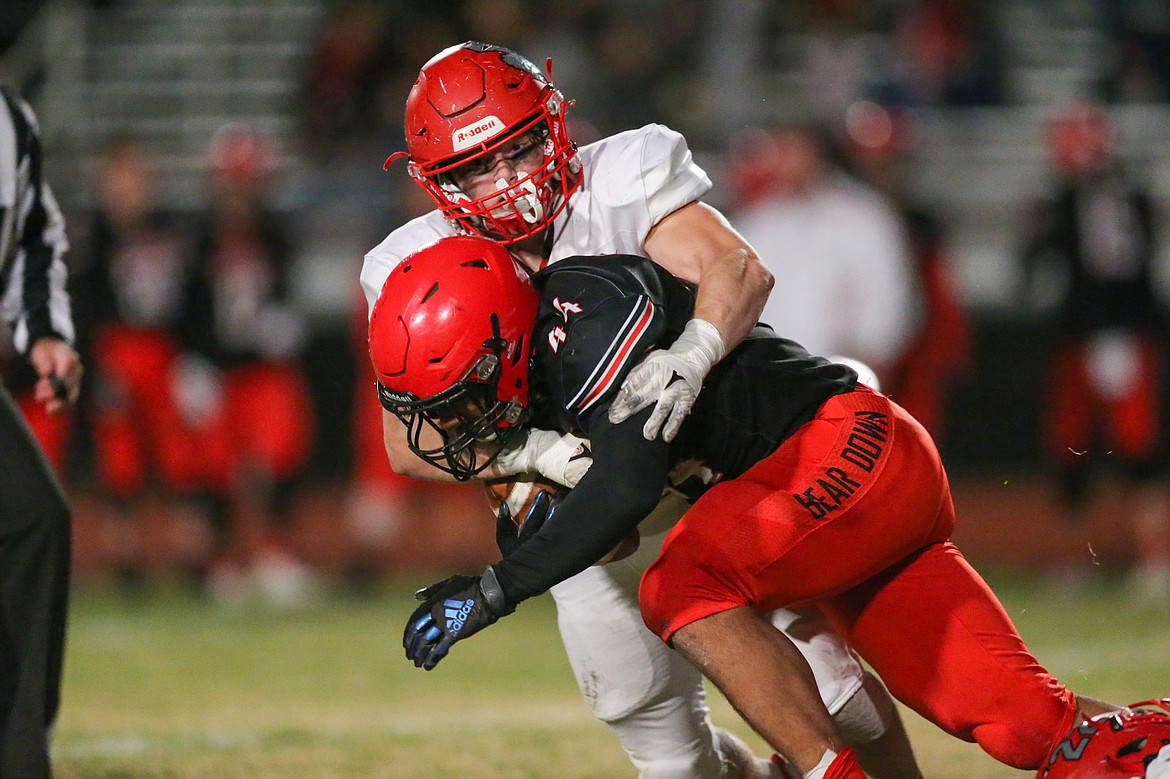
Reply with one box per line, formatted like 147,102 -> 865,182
644,201 -> 757,287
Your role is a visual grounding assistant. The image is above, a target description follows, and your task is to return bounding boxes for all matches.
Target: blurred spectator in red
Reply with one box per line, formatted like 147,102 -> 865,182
841,100 -> 973,444
727,122 -> 922,390
70,136 -> 198,590
178,124 -> 317,607
1021,100 -> 1169,599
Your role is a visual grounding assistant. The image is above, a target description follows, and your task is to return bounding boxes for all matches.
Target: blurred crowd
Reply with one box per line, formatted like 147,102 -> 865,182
299,0 -> 1170,159
2,0 -> 1169,605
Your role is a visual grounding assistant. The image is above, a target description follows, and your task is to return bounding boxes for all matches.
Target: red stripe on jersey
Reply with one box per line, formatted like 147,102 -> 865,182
574,297 -> 655,412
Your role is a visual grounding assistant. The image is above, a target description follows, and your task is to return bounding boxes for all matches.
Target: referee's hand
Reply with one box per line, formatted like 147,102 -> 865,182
29,337 -> 83,415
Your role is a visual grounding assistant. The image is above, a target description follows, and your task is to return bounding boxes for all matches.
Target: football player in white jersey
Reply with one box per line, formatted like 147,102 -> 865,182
361,41 -> 921,779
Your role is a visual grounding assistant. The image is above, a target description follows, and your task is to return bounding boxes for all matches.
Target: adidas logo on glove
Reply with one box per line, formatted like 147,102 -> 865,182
444,598 -> 475,633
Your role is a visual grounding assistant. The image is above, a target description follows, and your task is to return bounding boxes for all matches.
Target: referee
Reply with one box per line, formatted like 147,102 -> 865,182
0,85 -> 82,778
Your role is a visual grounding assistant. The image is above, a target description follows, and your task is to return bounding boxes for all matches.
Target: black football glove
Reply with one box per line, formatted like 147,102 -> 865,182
402,565 -> 514,671
495,488 -> 565,557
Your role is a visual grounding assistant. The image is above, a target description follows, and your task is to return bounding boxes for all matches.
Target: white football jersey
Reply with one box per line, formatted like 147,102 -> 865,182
360,123 -> 711,316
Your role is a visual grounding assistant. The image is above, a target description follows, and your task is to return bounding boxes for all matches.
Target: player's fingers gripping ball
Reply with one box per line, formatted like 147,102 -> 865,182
484,476 -> 639,564
493,485 -> 558,556
494,429 -> 593,486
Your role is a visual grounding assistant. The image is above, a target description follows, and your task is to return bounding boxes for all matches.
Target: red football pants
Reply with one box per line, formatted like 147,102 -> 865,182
196,362 -> 313,491
92,325 -> 198,493
1047,335 -> 1161,468
641,386 -> 1076,769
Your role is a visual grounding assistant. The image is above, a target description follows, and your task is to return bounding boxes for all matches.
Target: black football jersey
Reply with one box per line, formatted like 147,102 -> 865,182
529,255 -> 857,481
1029,174 -> 1160,336
492,255 -> 856,608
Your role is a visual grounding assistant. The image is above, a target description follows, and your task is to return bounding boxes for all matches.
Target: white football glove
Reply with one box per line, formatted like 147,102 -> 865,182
607,318 -> 724,442
494,428 -> 593,488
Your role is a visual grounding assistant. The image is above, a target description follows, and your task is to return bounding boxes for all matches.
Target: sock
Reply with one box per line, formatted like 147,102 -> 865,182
805,747 -> 864,779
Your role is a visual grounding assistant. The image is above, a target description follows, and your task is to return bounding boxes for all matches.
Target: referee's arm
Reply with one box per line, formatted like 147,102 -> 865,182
0,86 -> 82,412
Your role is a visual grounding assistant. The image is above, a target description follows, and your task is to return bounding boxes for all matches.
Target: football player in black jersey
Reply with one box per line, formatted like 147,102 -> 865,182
369,235 -> 1118,779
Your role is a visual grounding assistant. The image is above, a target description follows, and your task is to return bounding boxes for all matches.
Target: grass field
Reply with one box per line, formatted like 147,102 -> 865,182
54,572 -> 1170,779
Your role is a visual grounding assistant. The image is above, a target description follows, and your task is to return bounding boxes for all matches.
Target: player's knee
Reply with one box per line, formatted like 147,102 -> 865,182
604,678 -> 752,778
971,721 -> 1052,770
833,671 -> 895,745
632,754 -> 723,779
964,686 -> 1076,769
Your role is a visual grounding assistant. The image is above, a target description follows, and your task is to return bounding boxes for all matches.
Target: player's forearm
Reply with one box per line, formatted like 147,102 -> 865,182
494,407 -> 667,605
692,245 -> 773,355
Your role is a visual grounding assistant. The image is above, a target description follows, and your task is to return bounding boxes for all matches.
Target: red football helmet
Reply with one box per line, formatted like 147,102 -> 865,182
368,235 -> 539,480
386,41 -> 582,244
1038,699 -> 1170,778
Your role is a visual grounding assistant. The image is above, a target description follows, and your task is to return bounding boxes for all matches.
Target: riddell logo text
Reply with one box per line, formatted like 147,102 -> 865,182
452,116 -> 504,152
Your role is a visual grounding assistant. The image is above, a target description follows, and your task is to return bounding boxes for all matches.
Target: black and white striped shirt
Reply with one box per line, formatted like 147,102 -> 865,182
0,85 -> 73,355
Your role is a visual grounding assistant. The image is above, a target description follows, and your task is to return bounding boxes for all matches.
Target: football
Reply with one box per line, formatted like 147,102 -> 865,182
483,474 -> 566,526
482,475 -> 639,565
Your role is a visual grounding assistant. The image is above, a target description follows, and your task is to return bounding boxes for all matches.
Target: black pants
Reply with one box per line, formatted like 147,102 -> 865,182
0,386 -> 71,779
